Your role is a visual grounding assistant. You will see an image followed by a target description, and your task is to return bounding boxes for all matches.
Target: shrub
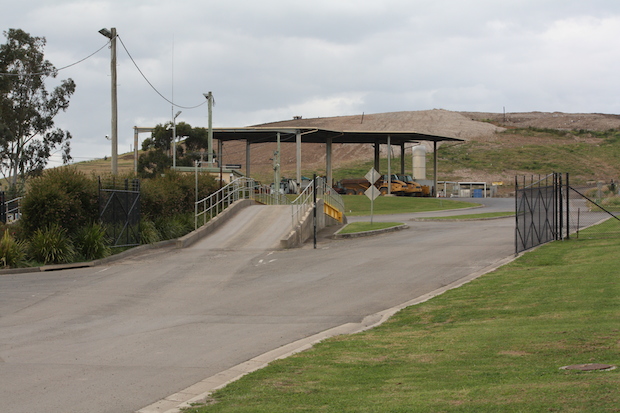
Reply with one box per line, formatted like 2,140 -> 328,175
74,223 -> 111,261
141,170 -> 217,220
139,219 -> 161,244
29,224 -> 76,264
21,168 -> 99,238
0,230 -> 27,268
154,213 -> 194,240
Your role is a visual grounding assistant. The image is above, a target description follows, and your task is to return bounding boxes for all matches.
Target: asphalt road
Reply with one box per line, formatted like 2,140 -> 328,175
0,198 -> 515,413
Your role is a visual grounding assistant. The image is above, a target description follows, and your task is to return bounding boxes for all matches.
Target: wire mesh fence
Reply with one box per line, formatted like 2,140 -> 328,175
567,184 -> 620,240
99,177 -> 141,247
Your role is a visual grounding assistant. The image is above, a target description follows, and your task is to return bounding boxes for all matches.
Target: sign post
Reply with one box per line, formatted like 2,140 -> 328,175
364,168 -> 381,224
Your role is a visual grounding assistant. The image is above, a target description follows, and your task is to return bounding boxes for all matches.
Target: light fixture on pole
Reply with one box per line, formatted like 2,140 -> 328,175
172,110 -> 182,168
99,27 -> 118,175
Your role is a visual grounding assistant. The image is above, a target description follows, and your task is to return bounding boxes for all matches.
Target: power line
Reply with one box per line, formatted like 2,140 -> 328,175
0,40 -> 111,77
1,34 -> 209,111
117,35 -> 208,110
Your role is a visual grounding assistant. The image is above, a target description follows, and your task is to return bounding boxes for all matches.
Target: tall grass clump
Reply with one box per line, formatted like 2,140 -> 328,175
74,223 -> 111,261
139,220 -> 161,244
0,230 -> 27,268
28,224 -> 76,264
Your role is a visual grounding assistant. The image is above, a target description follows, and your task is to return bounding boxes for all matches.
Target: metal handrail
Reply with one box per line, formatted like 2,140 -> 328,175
4,197 -> 22,223
194,176 -> 344,232
290,177 -> 344,229
291,180 -> 315,230
194,177 -> 291,229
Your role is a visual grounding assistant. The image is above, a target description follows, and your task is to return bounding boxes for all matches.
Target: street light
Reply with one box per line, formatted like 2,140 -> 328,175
203,92 -> 214,166
172,110 -> 182,168
99,27 -> 118,175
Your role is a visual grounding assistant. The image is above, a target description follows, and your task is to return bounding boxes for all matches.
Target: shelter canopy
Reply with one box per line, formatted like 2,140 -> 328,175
209,126 -> 463,196
210,127 -> 464,145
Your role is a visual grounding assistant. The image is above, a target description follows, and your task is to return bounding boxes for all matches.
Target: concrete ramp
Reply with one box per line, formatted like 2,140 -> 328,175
191,205 -> 292,251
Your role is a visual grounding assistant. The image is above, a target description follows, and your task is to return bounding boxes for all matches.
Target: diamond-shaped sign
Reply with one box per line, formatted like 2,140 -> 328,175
365,185 -> 380,201
364,168 -> 380,184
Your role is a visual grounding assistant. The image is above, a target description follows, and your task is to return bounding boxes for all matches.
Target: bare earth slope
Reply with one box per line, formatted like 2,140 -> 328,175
217,110 -> 620,181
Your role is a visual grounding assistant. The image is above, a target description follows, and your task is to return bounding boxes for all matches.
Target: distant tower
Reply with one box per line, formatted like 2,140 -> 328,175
412,145 -> 427,180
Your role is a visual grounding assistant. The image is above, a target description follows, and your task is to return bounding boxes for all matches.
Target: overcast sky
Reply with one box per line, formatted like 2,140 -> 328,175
2,0 -> 619,165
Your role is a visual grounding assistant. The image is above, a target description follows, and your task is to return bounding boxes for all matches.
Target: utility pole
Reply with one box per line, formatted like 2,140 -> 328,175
172,110 -> 181,168
204,92 -> 214,166
99,27 -> 118,175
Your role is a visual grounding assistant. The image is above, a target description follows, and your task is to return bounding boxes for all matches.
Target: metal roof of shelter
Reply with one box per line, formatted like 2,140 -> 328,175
209,127 -> 464,145
207,126 -> 463,197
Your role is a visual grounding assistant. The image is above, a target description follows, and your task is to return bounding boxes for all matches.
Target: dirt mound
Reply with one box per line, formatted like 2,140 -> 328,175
218,110 -> 619,181
260,109 -> 503,140
461,111 -> 620,131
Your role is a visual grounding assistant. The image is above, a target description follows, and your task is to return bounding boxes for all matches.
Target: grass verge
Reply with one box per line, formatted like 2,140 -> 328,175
184,233 -> 620,412
342,195 -> 476,216
338,222 -> 403,234
417,211 -> 515,220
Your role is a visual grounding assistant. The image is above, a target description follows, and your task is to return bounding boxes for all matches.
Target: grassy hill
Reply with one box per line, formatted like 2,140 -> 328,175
66,111 -> 620,189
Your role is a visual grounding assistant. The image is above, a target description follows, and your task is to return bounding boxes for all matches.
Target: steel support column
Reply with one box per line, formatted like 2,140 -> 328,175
246,140 -> 251,178
387,135 -> 391,195
296,131 -> 302,193
433,141 -> 438,197
326,137 -> 333,188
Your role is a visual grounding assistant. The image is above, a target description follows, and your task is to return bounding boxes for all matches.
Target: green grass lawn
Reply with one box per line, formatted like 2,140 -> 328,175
184,228 -> 620,412
338,221 -> 404,234
342,195 -> 477,216
417,211 -> 515,220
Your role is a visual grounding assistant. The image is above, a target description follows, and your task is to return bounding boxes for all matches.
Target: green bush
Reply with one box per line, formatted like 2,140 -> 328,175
74,223 -> 111,261
29,224 -> 76,264
0,230 -> 27,268
154,213 -> 194,240
139,219 -> 161,244
141,170 -> 216,220
21,168 -> 98,238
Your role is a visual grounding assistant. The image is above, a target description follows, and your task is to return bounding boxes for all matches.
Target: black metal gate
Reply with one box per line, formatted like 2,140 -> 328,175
515,174 -> 564,254
99,178 -> 141,247
516,173 -> 620,253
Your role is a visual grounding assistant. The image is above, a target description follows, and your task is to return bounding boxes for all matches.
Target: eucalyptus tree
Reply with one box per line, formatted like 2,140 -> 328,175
0,29 -> 76,194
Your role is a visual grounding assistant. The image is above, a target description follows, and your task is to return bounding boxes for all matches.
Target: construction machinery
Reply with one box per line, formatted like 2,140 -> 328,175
336,174 -> 430,197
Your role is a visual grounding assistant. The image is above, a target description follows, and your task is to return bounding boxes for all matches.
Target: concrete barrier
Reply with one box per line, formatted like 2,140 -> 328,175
176,199 -> 255,249
281,199 -> 344,248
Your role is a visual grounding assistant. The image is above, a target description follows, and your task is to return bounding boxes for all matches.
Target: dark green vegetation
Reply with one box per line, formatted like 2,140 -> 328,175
184,230 -> 620,412
0,168 -> 217,267
139,122 -> 215,178
0,29 -> 76,195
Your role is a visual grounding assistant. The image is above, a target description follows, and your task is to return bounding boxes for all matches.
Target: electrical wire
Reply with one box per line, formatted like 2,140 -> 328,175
1,34 -> 209,111
0,40 -> 111,77
117,35 -> 208,110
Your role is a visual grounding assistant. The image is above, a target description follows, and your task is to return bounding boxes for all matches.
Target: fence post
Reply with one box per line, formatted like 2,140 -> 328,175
313,174 -> 317,250
556,173 -> 562,241
565,173 -> 570,240
514,175 -> 518,255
